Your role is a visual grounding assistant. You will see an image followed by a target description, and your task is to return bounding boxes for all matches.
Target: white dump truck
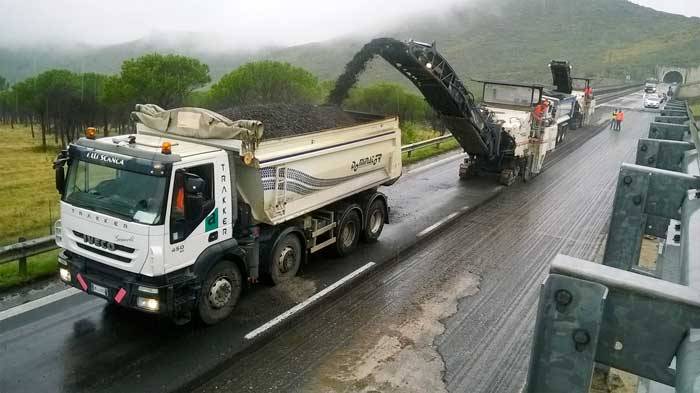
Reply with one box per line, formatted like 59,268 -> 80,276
53,105 -> 402,324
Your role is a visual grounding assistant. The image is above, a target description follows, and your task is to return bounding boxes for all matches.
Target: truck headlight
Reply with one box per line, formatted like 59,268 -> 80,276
59,268 -> 71,282
136,297 -> 160,312
54,220 -> 63,246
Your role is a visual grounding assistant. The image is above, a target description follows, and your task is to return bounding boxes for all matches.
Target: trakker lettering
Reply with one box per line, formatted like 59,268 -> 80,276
351,154 -> 382,172
86,152 -> 125,166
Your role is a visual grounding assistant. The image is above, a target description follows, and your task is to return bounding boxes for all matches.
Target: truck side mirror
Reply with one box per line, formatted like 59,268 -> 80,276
53,150 -> 68,195
55,167 -> 66,195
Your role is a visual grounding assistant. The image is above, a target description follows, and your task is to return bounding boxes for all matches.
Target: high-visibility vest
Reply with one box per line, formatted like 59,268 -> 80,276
616,112 -> 624,121
175,186 -> 185,213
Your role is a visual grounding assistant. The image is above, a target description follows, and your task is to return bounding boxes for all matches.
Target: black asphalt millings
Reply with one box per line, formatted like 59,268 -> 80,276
327,37 -> 400,106
219,103 -> 360,140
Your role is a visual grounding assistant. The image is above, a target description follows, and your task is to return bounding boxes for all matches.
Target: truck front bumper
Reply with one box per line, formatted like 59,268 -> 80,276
58,250 -> 195,316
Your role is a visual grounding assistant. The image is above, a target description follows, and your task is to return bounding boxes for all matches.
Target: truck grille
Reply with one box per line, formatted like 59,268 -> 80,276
73,231 -> 134,263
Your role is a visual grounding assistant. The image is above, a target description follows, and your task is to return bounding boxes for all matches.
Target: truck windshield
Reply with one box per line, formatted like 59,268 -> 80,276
63,159 -> 167,225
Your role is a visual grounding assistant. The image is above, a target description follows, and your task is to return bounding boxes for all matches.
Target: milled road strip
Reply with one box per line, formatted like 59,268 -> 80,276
0,287 -> 80,322
244,261 -> 376,341
305,272 -> 481,393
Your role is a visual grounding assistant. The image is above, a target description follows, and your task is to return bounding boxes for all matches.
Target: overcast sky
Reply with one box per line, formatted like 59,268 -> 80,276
0,0 -> 698,48
631,0 -> 700,17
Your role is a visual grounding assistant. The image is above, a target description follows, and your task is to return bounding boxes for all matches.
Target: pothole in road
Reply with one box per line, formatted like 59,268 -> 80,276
306,272 -> 481,393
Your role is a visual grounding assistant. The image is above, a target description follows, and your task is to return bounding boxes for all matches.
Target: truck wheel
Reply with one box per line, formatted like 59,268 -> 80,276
362,198 -> 386,243
197,260 -> 242,325
335,210 -> 361,256
269,233 -> 302,285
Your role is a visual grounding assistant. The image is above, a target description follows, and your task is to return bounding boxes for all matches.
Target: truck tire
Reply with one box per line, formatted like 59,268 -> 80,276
197,260 -> 242,325
269,233 -> 302,285
362,198 -> 386,243
334,210 -> 361,256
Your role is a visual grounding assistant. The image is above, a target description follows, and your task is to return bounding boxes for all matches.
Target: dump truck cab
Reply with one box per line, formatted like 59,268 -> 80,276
55,131 -> 239,320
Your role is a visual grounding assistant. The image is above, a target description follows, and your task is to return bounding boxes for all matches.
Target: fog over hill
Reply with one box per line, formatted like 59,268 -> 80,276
1,0 -> 700,86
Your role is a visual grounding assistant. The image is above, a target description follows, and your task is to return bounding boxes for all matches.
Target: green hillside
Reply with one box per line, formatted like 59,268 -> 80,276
2,0 -> 700,87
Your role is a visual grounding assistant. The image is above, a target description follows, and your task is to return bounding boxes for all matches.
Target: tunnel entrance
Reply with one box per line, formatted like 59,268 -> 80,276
663,70 -> 684,84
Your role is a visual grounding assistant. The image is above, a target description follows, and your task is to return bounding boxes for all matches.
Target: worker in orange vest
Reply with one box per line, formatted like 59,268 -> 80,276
615,110 -> 624,131
533,102 -> 545,124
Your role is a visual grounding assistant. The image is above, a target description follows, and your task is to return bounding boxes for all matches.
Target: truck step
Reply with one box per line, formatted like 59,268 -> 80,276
312,222 -> 336,238
310,237 -> 336,253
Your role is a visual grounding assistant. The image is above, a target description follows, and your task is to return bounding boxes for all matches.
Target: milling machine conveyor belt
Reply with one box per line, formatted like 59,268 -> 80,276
330,38 -> 504,162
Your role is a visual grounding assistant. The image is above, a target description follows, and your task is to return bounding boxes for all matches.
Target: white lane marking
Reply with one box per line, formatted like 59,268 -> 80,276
244,262 -> 376,340
0,287 -> 80,322
417,212 -> 461,238
407,153 -> 467,175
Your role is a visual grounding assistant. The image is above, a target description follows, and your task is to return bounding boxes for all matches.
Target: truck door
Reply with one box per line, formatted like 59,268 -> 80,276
164,153 -> 232,273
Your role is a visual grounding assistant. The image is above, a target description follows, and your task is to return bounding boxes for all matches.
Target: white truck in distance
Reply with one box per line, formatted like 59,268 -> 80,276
53,105 -> 402,324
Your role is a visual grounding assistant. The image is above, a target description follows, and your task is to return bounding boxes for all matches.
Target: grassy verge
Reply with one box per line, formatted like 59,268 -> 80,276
0,249 -> 60,290
0,125 -> 61,246
689,99 -> 700,119
400,122 -> 461,165
402,139 -> 460,165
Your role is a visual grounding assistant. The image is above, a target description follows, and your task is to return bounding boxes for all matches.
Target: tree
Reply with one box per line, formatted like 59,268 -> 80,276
119,53 -> 210,108
102,75 -> 136,134
0,75 -> 8,91
344,83 -> 432,124
208,61 -> 321,108
32,69 -> 81,147
75,72 -> 108,133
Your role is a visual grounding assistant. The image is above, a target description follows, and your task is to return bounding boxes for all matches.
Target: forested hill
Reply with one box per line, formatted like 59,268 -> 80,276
2,0 -> 700,84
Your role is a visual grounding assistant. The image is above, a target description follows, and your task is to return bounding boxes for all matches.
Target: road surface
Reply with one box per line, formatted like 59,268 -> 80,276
0,89 -> 647,393
190,98 -> 655,393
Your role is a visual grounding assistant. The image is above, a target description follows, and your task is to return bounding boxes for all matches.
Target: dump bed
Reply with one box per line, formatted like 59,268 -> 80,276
134,106 -> 402,225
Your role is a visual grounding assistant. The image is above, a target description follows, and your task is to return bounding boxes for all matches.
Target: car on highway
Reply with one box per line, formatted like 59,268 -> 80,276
644,93 -> 661,109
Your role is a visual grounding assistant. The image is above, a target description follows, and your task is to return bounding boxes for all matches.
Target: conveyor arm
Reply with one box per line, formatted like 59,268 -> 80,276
329,38 -> 504,162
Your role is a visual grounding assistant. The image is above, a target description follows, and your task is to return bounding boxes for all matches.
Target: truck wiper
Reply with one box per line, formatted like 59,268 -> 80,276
93,205 -> 134,222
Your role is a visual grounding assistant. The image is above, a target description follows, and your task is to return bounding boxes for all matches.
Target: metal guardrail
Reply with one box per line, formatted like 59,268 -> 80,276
525,99 -> 700,393
0,235 -> 57,275
401,134 -> 454,157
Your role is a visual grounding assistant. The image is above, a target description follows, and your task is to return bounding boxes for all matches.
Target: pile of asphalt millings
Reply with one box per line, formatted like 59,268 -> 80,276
219,103 -> 360,140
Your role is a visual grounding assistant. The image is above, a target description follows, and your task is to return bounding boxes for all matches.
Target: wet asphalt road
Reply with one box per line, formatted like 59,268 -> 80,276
190,99 -> 655,392
0,89 -> 646,393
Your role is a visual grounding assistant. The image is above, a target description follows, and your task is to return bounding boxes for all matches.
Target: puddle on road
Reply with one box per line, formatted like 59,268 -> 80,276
304,272 -> 480,393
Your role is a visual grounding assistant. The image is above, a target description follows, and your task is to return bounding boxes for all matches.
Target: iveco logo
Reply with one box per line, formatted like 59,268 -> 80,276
86,152 -> 124,166
83,235 -> 117,251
